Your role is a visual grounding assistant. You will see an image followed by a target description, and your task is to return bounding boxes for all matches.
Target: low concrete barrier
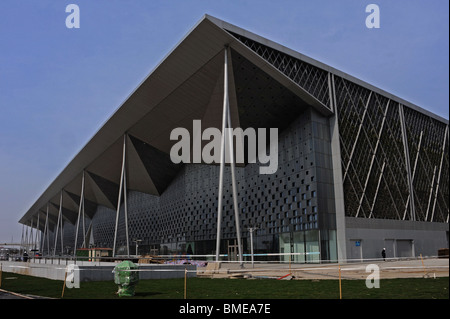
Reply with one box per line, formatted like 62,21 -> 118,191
0,261 -> 196,282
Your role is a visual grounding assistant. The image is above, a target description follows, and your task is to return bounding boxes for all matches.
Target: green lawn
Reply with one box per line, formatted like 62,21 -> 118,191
1,272 -> 448,299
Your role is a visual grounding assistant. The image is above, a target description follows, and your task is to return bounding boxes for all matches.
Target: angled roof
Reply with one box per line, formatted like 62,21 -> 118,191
19,14 -> 448,229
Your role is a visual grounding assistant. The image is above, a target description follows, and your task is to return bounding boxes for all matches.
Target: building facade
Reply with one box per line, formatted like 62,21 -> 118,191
19,15 -> 448,262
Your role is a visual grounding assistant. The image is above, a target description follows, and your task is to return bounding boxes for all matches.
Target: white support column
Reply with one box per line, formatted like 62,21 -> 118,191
84,220 -> 93,248
355,100 -> 389,218
24,225 -> 28,254
82,179 -> 86,248
34,212 -> 40,253
42,204 -> 50,256
23,223 -> 28,252
215,46 -> 243,265
425,166 -> 437,221
368,161 -> 386,218
403,130 -> 423,218
74,170 -> 85,256
113,134 -> 129,257
29,221 -> 34,250
53,191 -> 63,256
29,221 -> 33,250
31,216 -> 37,252
53,203 -> 61,256
398,104 -> 416,221
32,218 -> 36,250
343,91 -> 372,181
411,131 -> 423,181
215,47 -> 229,262
328,73 -> 347,263
25,224 -> 29,253
248,227 -> 257,267
327,72 -> 334,113
226,88 -> 243,267
28,219 -> 34,252
46,204 -> 50,255
430,125 -> 448,222
20,224 -> 24,256
41,213 -> 46,254
123,151 -> 130,257
60,204 -> 64,255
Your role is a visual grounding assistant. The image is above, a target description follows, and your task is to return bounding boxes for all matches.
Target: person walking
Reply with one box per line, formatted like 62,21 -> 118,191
23,250 -> 29,262
381,248 -> 386,261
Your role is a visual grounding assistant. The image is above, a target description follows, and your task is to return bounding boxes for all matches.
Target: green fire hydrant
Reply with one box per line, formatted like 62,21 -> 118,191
113,260 -> 139,297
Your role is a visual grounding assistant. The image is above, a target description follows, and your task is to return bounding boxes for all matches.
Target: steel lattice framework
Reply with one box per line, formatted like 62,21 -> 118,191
229,30 -> 449,223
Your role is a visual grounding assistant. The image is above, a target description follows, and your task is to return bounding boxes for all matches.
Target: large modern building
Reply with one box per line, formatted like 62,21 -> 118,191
19,15 -> 448,262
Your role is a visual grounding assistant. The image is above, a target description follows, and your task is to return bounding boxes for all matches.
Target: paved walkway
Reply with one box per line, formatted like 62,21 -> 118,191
197,257 -> 449,280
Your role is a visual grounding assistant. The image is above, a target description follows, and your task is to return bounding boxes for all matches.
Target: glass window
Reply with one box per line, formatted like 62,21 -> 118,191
305,230 -> 320,263
292,232 -> 305,263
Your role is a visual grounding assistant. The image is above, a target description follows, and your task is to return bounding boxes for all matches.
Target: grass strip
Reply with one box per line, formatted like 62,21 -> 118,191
1,272 -> 448,299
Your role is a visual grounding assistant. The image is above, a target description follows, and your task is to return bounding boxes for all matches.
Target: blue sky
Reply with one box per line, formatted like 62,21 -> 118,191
0,0 -> 448,243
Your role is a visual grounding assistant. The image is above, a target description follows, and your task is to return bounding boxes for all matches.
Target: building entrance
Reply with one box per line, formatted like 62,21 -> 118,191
227,239 -> 238,261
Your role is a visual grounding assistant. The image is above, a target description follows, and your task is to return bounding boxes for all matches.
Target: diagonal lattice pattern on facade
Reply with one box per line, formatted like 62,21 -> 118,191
334,75 -> 448,222
228,31 -> 331,111
229,29 -> 448,223
403,107 -> 449,222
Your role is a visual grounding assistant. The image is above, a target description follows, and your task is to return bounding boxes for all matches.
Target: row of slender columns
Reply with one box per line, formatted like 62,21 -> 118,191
25,134 -> 131,257
20,194 -> 64,256
28,47 -> 243,260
